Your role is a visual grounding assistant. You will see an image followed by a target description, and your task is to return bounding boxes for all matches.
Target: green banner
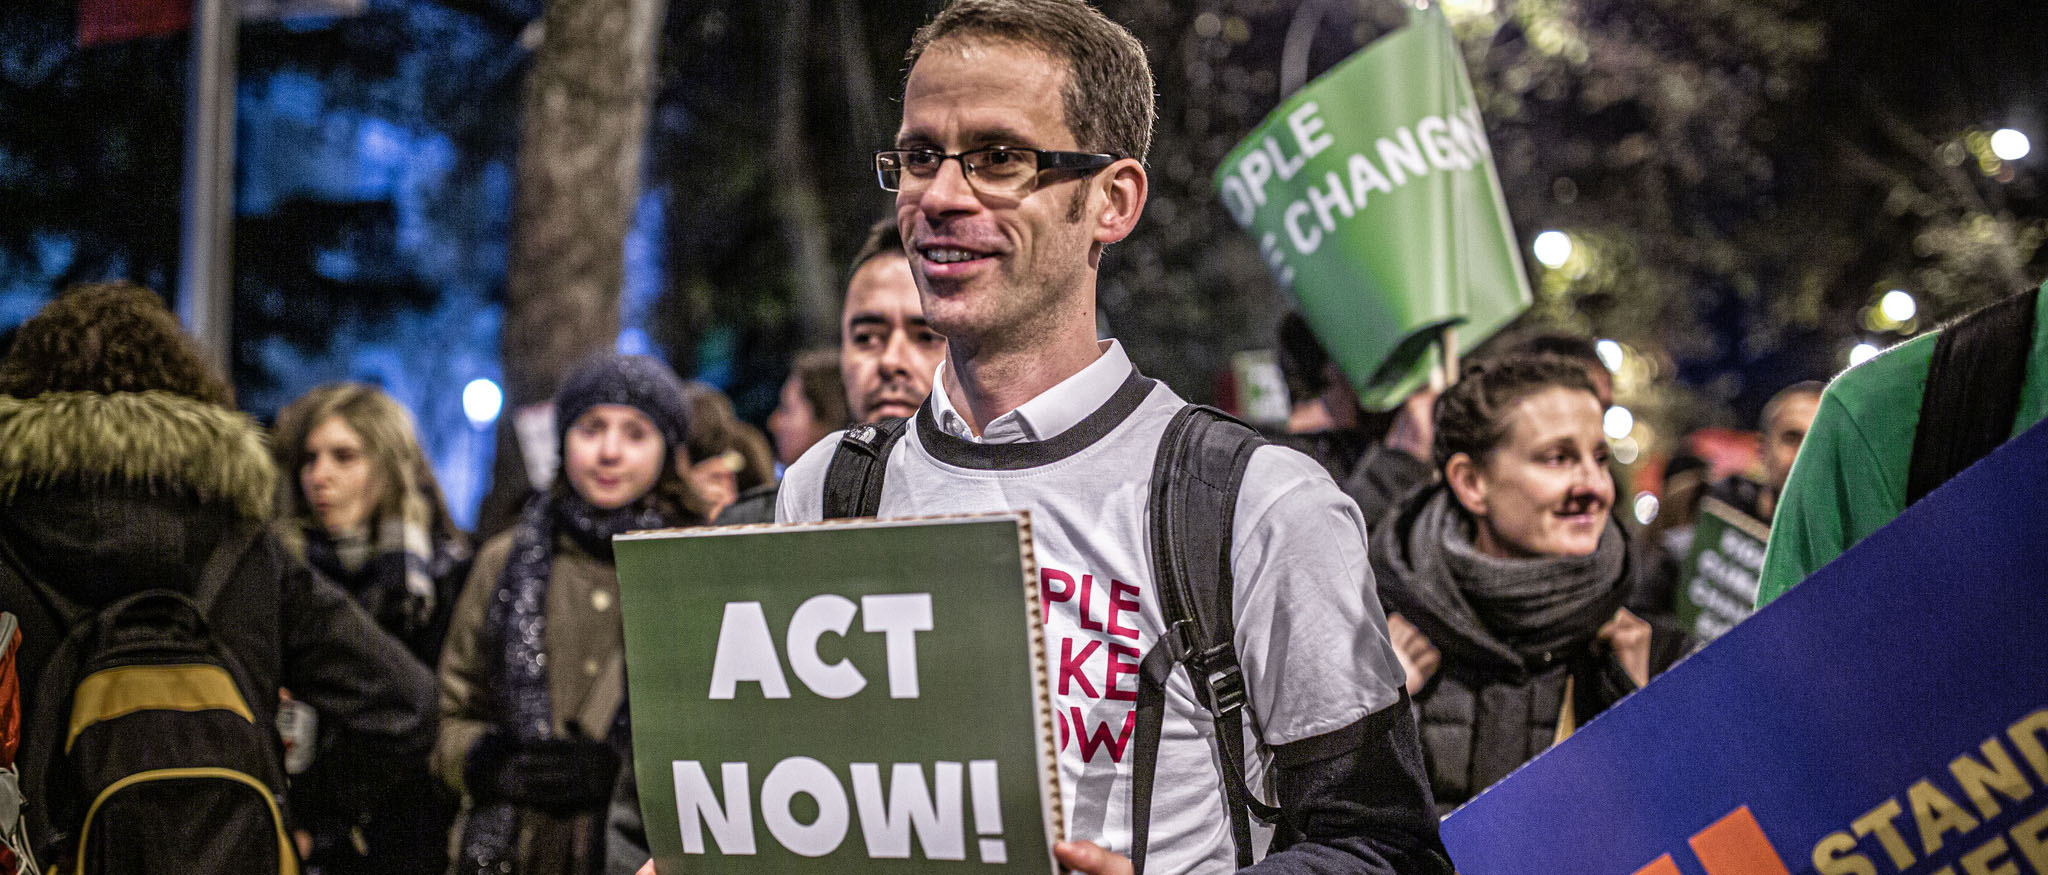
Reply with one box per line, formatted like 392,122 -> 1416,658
613,514 -> 1060,874
1675,497 -> 1770,642
1215,9 -> 1531,410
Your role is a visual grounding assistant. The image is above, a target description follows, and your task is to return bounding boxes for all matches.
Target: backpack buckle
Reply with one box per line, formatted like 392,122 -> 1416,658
1199,648 -> 1248,719
1161,619 -> 1199,666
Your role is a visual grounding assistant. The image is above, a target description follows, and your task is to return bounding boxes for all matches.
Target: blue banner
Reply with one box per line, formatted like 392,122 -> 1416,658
1441,418 -> 2048,875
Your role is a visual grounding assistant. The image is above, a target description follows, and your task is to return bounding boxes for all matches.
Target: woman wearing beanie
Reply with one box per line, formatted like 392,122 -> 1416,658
435,353 -> 701,875
1368,356 -> 1689,813
0,282 -> 436,872
272,383 -> 470,874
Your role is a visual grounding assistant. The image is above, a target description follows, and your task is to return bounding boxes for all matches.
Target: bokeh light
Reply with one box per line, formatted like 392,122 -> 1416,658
1991,128 -> 2031,162
463,378 -> 503,428
1533,230 -> 1573,269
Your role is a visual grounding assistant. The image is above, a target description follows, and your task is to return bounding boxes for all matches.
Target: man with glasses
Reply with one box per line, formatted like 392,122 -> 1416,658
778,1 -> 1446,873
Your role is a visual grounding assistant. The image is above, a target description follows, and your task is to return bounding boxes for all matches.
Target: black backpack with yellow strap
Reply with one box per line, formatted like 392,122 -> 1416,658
6,522 -> 297,875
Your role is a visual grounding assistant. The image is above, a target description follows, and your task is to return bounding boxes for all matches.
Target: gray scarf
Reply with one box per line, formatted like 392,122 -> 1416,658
1378,489 -> 1629,673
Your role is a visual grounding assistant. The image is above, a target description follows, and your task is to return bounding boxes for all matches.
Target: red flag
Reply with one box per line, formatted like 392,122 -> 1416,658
77,0 -> 192,47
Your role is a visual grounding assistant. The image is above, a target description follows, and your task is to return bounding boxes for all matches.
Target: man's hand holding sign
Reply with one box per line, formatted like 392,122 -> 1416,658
613,514 -> 1063,874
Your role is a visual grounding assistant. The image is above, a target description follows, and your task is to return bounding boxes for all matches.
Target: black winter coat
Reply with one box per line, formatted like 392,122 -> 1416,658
1368,486 -> 1690,813
0,390 -> 437,862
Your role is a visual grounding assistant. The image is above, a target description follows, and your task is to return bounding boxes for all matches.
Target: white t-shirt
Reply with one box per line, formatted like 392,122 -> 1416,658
778,342 -> 1405,874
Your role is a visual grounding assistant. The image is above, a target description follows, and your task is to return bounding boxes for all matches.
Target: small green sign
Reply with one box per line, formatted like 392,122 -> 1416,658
1214,9 -> 1531,410
613,514 -> 1060,874
1676,497 -> 1770,642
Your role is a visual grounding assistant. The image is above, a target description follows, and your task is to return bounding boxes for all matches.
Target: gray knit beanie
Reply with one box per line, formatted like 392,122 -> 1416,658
554,353 -> 691,452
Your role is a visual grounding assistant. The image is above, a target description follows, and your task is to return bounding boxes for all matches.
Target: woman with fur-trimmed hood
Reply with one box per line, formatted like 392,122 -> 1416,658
0,282 -> 436,870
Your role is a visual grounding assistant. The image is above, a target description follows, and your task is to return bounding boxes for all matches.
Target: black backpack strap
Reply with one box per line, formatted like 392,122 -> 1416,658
1907,286 -> 2038,505
1131,405 -> 1278,872
1127,645 -> 1173,874
0,535 -> 83,633
821,417 -> 910,519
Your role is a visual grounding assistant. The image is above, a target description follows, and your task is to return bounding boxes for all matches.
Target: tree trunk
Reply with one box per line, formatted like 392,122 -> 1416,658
771,0 -> 839,346
477,0 -> 668,538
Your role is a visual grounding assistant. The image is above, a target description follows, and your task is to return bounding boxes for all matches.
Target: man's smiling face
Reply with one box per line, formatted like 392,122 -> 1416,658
894,37 -> 1100,349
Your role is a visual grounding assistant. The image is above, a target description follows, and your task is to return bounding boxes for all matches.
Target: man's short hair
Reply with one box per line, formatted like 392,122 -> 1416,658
906,0 -> 1155,165
1760,380 -> 1826,433
849,218 -> 906,282
791,347 -> 851,430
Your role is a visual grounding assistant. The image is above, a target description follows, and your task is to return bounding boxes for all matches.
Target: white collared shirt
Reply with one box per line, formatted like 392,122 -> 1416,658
931,339 -> 1130,444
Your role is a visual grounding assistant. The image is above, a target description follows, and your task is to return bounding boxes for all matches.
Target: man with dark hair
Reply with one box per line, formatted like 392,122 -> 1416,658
1704,381 -> 1825,524
1756,380 -> 1824,516
777,2 -> 1446,873
713,218 -> 946,525
841,217 -> 947,424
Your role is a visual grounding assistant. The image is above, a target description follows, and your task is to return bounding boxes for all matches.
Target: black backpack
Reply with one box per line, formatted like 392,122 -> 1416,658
1906,285 -> 2040,505
821,406 -> 1278,870
3,523 -> 299,875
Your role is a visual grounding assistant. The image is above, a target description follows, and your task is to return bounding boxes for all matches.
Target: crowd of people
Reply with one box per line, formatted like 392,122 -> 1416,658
1,0 -> 2039,874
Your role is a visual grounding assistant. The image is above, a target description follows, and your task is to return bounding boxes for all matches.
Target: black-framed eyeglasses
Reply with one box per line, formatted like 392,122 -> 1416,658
875,146 -> 1119,198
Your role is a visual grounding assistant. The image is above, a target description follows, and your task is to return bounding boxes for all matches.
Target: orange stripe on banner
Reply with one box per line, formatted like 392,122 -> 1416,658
1690,806 -> 1793,875
1630,854 -> 1681,875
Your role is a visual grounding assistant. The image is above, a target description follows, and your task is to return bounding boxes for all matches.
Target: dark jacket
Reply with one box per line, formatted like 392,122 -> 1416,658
287,527 -> 468,874
1342,444 -> 1437,528
712,481 -> 779,525
1368,485 -> 1689,813
0,391 -> 438,860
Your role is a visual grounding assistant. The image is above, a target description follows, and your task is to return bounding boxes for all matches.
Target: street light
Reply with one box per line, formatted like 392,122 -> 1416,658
1849,342 -> 1880,367
1533,230 -> 1573,269
1594,338 -> 1624,372
1603,405 -> 1634,440
1879,289 -> 1917,324
1991,128 -> 2032,162
463,378 -> 503,429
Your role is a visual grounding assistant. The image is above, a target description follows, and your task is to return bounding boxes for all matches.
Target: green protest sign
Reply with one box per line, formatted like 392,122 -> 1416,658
1214,9 -> 1531,409
1676,497 -> 1770,642
613,514 -> 1061,874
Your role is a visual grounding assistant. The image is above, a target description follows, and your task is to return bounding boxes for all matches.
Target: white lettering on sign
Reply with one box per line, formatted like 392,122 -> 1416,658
762,756 -> 850,857
674,760 -> 755,854
671,758 -> 1007,862
1221,104 -> 1500,259
788,595 -> 865,699
862,593 -> 934,698
707,593 -> 932,700
852,761 -> 964,859
708,602 -> 790,699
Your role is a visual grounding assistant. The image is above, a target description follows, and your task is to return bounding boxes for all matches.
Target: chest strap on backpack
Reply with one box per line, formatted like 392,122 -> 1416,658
821,417 -> 911,519
1131,405 -> 1279,873
1907,286 -> 2039,505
